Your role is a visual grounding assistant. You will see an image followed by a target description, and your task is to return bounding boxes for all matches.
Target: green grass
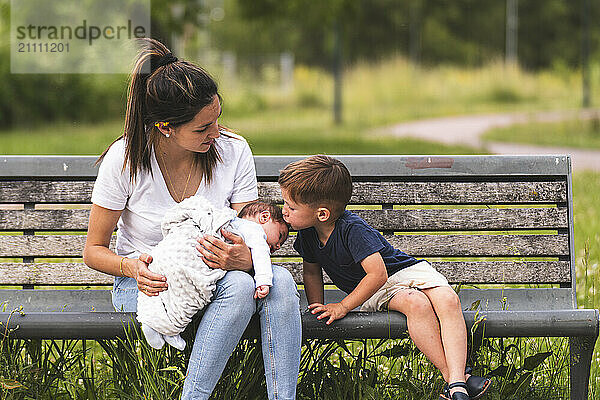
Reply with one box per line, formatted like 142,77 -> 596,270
573,171 -> 600,309
1,56 -> 595,155
483,118 -> 600,149
0,120 -> 124,155
0,115 -> 483,156
1,57 -> 600,399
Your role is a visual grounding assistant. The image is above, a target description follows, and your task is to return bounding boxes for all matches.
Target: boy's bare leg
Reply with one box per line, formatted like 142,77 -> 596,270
387,288 -> 449,379
421,286 -> 468,392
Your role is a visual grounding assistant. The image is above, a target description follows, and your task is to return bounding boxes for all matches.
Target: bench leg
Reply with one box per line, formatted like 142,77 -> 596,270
569,336 -> 596,400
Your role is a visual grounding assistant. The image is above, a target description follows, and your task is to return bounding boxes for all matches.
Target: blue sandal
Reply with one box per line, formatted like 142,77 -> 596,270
440,382 -> 470,400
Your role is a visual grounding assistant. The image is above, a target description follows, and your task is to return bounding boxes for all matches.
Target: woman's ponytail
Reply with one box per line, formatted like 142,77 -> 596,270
98,39 -> 222,184
120,39 -> 172,182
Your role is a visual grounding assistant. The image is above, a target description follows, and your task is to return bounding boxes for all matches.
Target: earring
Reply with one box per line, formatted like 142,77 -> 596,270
165,133 -> 170,138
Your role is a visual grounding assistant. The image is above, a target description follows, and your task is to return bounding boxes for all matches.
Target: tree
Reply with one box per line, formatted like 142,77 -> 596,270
236,0 -> 409,123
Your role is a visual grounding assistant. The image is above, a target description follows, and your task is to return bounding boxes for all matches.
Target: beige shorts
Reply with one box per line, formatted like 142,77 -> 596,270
360,261 -> 450,312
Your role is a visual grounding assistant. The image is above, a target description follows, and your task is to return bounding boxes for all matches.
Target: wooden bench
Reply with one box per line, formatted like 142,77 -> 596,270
0,155 -> 597,399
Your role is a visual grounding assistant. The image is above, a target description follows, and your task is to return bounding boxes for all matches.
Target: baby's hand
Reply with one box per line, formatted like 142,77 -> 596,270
254,285 -> 270,299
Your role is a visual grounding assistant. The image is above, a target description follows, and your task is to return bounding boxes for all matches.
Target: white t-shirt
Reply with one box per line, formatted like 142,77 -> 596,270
91,133 -> 258,259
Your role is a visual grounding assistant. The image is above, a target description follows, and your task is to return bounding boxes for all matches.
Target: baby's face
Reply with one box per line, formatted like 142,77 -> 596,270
261,219 -> 289,253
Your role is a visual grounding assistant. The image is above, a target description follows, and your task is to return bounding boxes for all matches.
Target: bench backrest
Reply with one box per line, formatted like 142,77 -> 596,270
0,155 -> 576,310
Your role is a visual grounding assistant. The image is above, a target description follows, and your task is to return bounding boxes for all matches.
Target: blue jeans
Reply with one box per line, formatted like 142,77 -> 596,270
112,265 -> 302,400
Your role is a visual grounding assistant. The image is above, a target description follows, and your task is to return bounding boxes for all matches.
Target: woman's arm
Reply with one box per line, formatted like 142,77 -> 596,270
195,200 -> 255,272
83,204 -> 168,296
230,201 -> 253,213
83,204 -> 124,276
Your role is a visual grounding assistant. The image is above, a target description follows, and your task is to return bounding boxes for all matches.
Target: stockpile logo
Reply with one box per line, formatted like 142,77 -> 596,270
11,0 -> 150,73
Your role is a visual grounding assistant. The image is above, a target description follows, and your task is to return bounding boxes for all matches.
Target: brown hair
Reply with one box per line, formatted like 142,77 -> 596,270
238,201 -> 286,225
278,155 -> 352,218
98,38 -> 230,184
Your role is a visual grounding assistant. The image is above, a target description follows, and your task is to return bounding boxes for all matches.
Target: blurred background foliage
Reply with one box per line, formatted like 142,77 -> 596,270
1,0 -> 599,129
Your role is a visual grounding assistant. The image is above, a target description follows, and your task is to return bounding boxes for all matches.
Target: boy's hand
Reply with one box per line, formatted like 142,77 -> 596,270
308,302 -> 349,325
254,285 -> 270,299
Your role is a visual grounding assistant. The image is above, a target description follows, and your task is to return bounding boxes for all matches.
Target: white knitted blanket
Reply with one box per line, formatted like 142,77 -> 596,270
136,196 -> 237,336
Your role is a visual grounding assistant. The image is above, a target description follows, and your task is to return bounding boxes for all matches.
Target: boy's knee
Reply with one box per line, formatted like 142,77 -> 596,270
435,287 -> 461,311
402,289 -> 433,315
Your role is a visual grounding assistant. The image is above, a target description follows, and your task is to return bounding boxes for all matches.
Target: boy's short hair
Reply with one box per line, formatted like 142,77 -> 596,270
278,155 -> 352,218
238,201 -> 286,225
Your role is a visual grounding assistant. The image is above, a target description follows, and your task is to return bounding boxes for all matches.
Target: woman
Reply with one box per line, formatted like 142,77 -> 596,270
82,38 -> 301,400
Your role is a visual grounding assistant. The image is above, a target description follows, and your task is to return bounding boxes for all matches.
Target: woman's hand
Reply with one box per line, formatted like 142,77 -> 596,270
127,253 -> 168,297
196,228 -> 253,272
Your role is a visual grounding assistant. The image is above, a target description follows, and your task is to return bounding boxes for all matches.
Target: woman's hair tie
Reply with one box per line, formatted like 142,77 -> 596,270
153,53 -> 178,71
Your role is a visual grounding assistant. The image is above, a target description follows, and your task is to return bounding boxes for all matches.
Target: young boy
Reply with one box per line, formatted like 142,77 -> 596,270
137,196 -> 288,351
278,155 -> 491,400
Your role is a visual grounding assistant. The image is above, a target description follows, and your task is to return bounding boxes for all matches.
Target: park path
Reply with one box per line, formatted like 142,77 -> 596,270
376,109 -> 600,171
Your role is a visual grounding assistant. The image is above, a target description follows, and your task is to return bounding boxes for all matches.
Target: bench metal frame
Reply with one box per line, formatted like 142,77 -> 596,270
0,154 -> 598,400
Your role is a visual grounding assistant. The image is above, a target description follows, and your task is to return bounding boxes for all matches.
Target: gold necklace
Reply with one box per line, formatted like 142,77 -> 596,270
159,151 -> 194,203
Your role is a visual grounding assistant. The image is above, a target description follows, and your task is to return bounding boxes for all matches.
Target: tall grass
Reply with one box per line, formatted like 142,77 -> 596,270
0,315 -> 574,400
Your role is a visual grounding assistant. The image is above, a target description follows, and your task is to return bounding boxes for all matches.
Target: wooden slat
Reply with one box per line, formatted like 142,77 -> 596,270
1,181 -> 567,205
0,234 -> 569,258
0,260 -> 570,286
432,261 -> 570,283
351,208 -> 568,230
259,181 -> 567,204
274,234 -> 569,257
0,181 -> 94,203
384,234 -> 569,257
0,235 -> 87,257
280,261 -> 570,285
0,209 -> 90,230
0,235 -> 115,257
0,263 -> 114,285
0,207 -> 568,231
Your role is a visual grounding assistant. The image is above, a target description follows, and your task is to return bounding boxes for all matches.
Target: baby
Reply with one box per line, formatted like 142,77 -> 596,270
136,196 -> 289,351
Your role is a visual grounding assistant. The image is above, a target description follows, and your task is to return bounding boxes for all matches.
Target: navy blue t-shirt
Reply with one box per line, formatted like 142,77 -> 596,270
293,210 -> 422,294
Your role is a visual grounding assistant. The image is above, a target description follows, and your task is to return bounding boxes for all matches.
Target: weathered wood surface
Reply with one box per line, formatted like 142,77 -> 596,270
0,235 -> 114,257
349,208 -> 568,231
0,234 -> 569,258
0,263 -> 114,285
0,181 -> 94,203
0,260 -> 570,285
0,207 -> 568,231
0,181 -> 567,204
280,261 -> 570,285
259,181 -> 567,204
0,209 -> 90,230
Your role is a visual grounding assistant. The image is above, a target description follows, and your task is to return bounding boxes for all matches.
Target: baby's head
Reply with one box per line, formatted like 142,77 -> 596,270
238,201 -> 289,253
277,155 -> 352,230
